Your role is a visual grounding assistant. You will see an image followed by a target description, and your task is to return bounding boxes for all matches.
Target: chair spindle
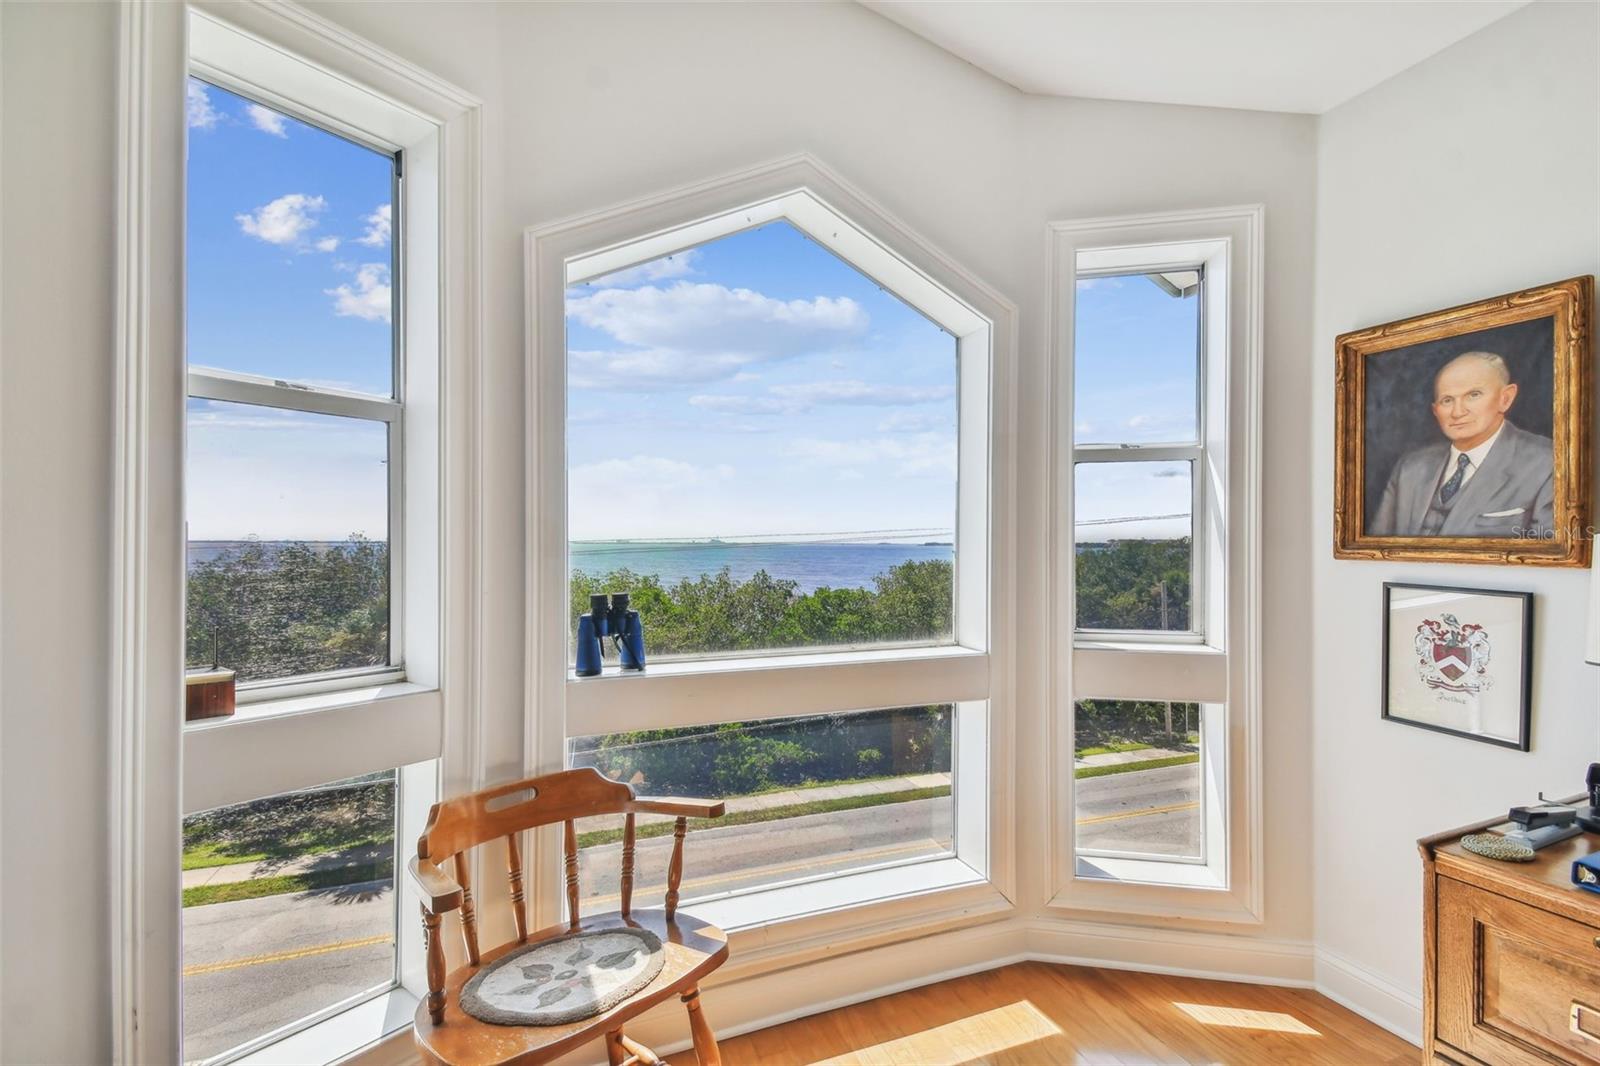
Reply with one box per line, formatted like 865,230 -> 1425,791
421,904 -> 445,1024
506,831 -> 528,942
564,818 -> 581,929
665,816 -> 688,921
453,851 -> 481,965
620,813 -> 637,917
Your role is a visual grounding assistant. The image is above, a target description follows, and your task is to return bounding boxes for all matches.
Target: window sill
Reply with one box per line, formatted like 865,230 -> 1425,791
1075,854 -> 1225,890
185,680 -> 436,733
230,986 -> 416,1066
566,642 -> 983,684
182,682 -> 443,815
566,644 -> 989,735
1071,637 -> 1219,655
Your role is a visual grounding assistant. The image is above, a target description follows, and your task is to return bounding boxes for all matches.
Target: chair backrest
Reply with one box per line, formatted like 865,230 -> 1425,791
414,767 -> 640,964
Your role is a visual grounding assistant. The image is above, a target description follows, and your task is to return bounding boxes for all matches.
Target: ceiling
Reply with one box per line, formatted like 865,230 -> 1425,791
859,1 -> 1530,114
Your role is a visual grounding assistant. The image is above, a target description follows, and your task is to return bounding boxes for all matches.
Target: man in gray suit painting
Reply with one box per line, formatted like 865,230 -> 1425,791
1370,351 -> 1554,537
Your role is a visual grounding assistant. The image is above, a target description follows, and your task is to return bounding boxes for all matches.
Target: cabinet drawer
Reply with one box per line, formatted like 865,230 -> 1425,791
1437,876 -> 1600,1065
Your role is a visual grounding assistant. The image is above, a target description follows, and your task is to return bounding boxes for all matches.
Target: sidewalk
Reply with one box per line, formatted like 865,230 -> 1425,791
1073,746 -> 1191,770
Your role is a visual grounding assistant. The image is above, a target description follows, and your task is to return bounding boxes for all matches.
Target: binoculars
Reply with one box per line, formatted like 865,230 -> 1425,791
575,592 -> 646,676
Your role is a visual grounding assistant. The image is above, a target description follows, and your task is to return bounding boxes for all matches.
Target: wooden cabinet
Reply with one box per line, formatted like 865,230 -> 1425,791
1421,818 -> 1600,1065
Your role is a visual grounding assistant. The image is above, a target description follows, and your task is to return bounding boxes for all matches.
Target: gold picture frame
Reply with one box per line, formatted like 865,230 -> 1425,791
1334,276 -> 1593,566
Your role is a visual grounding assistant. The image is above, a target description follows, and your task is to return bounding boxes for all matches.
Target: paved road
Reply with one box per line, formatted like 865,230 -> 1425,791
180,764 -> 1198,1059
182,881 -> 395,1063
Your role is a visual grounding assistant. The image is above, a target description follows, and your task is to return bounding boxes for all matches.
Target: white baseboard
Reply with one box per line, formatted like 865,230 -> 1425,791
1313,947 -> 1423,1047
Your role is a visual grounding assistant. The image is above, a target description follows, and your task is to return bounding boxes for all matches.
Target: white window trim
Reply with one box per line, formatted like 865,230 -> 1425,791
1044,206 -> 1264,924
525,154 -> 1018,952
111,3 -> 484,1062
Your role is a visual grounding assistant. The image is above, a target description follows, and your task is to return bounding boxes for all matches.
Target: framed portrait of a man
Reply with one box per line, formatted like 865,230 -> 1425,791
1334,276 -> 1593,566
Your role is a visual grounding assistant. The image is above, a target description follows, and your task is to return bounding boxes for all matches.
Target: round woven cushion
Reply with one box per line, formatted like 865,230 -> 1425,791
460,926 -> 666,1027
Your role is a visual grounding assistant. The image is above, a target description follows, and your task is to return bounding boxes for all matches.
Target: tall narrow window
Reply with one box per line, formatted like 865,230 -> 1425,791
1050,208 -> 1262,921
180,48 -> 430,1064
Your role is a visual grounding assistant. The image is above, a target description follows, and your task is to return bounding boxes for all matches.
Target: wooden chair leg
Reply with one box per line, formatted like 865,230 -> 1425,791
605,1029 -> 627,1066
681,986 -> 721,1066
421,906 -> 445,1025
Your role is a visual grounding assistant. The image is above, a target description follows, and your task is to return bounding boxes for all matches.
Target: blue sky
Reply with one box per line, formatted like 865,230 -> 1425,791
566,222 -> 959,542
183,76 -> 1194,546
1072,275 -> 1199,540
186,79 -> 393,542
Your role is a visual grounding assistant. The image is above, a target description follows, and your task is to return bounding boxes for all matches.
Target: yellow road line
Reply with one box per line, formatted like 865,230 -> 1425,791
183,933 -> 393,977
1077,800 -> 1198,826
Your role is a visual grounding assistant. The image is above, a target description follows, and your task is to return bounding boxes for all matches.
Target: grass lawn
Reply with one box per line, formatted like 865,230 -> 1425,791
1074,753 -> 1198,780
184,861 -> 394,908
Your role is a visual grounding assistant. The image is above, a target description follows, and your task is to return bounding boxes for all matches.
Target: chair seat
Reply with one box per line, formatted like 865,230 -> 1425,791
415,908 -> 728,1066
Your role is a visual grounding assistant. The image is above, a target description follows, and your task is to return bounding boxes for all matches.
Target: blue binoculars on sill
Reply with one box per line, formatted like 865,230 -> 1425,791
575,592 -> 646,677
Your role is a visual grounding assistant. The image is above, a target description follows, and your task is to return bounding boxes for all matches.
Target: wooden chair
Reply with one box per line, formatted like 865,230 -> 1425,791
409,767 -> 729,1066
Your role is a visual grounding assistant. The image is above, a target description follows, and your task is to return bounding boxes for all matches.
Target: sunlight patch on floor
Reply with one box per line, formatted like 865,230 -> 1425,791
1172,1002 -> 1321,1035
810,1000 -> 1062,1065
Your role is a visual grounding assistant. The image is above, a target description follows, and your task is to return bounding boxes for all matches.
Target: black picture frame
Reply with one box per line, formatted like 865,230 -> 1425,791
1380,582 -> 1533,751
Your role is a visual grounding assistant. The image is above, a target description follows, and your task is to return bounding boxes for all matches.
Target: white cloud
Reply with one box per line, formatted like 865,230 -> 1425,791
688,379 -> 956,417
1076,276 -> 1125,291
687,395 -> 790,415
878,410 -> 951,433
356,203 -> 391,247
770,380 -> 955,407
565,282 -> 867,389
786,432 -> 956,478
570,455 -> 733,488
326,263 -> 391,322
583,249 -> 700,288
186,81 -> 221,131
245,103 -> 288,137
315,236 -> 341,253
236,193 -> 326,246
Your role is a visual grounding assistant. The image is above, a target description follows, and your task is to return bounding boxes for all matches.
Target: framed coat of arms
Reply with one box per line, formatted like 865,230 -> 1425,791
1381,583 -> 1532,750
1334,276 -> 1593,566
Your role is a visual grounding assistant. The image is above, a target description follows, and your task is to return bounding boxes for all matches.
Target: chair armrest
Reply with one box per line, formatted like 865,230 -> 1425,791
409,856 -> 464,914
626,796 -> 726,819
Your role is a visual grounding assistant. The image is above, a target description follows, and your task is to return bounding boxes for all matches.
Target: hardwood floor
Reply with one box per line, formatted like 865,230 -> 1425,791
667,961 -> 1416,1065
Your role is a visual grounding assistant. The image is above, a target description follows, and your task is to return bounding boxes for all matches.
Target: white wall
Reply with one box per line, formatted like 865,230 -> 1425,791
2,1 -> 1324,1059
1,4 -> 120,1063
1311,0 -> 1600,1037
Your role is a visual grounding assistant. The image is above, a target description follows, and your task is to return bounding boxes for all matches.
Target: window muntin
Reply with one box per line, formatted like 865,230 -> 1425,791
568,705 -> 954,904
564,220 -> 958,664
181,771 -> 398,1064
186,78 -> 397,399
1073,700 -> 1201,863
1071,269 -> 1204,640
185,79 -> 403,696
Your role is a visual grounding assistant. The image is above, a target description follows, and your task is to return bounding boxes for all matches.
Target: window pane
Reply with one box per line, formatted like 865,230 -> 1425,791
182,771 -> 397,1063
1075,460 -> 1192,632
567,706 -> 953,902
566,220 -> 957,661
186,77 -> 395,396
1073,700 -> 1201,861
186,398 -> 389,683
1074,270 -> 1200,445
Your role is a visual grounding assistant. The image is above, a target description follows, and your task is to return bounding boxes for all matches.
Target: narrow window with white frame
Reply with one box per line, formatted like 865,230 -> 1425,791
170,8 -> 478,1062
531,162 -> 1015,933
1050,208 -> 1262,921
